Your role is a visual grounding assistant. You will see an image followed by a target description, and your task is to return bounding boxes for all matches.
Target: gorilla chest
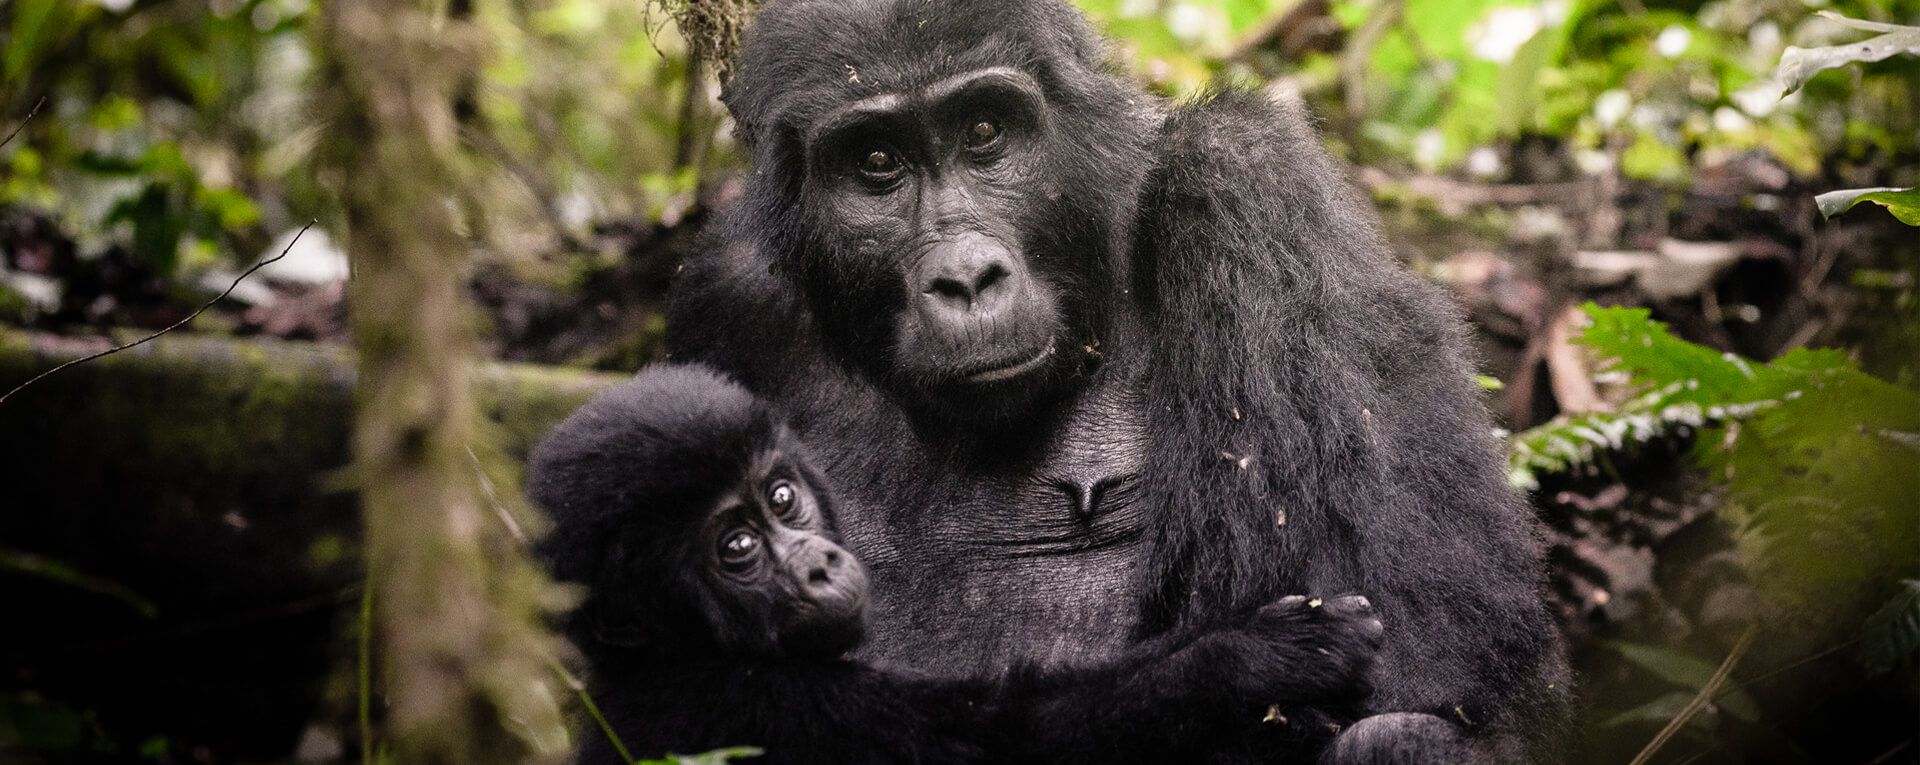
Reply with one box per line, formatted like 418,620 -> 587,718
847,384 -> 1151,675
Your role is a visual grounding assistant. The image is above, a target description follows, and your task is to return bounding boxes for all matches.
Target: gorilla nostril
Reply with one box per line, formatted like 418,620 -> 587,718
809,568 -> 831,585
824,550 -> 842,567
926,277 -> 972,306
973,262 -> 1009,296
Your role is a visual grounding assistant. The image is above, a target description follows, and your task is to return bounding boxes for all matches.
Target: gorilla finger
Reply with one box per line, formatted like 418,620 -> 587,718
1253,595 -> 1312,622
1321,594 -> 1375,617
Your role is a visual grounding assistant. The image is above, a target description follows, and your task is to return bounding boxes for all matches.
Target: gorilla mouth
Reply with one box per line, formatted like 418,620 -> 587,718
962,340 -> 1057,384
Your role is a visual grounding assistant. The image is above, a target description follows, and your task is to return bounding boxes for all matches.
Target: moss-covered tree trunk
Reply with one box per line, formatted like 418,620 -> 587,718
316,2 -> 568,762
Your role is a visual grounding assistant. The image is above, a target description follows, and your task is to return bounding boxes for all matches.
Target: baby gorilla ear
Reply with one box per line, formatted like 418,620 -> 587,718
584,535 -> 653,648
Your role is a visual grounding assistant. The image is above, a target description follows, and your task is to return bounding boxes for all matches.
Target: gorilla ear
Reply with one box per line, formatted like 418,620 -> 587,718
582,535 -> 652,648
590,611 -> 648,648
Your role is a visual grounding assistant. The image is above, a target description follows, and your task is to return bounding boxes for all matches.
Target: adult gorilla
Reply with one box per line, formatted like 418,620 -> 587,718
668,0 -> 1571,760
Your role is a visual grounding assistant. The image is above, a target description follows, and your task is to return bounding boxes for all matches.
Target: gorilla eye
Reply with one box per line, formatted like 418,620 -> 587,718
966,120 -> 1001,148
860,149 -> 900,178
768,482 -> 797,516
718,530 -> 762,568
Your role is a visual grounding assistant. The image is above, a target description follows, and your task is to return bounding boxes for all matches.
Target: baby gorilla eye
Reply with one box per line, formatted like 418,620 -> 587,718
718,530 -> 762,568
768,481 -> 797,517
966,120 -> 1001,148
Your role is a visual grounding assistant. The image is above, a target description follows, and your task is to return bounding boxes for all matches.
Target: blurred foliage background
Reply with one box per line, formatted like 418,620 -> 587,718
0,0 -> 1915,763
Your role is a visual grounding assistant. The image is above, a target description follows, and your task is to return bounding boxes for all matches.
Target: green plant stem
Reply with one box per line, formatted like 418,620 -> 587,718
545,654 -> 636,765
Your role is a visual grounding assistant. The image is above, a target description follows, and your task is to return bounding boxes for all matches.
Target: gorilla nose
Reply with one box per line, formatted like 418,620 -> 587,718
916,236 -> 1018,322
804,547 -> 848,590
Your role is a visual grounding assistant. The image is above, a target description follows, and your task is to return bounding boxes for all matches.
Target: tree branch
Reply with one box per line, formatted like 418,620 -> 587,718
0,220 -> 315,405
0,96 -> 45,151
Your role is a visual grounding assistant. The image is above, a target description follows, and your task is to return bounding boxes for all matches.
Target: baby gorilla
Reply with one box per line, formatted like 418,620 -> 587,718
530,364 -> 1384,764
530,364 -> 987,763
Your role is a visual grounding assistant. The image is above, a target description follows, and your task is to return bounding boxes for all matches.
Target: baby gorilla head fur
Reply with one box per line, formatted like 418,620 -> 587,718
528,364 -> 869,661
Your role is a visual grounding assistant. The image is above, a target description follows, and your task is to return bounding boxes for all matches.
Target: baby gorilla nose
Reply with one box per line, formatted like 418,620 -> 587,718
808,550 -> 841,586
802,546 -> 853,594
915,234 -> 1022,328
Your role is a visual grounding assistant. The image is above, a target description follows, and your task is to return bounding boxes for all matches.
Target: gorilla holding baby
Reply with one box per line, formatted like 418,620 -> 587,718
531,365 -> 1380,763
665,0 -> 1572,760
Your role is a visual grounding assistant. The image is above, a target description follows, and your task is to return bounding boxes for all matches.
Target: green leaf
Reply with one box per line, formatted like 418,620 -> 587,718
1604,642 -> 1762,723
1859,579 -> 1920,675
1815,186 -> 1920,226
1599,690 -> 1699,730
0,693 -> 88,752
0,548 -> 158,618
1621,134 -> 1688,183
1509,305 -> 1920,627
635,747 -> 765,765
1775,13 -> 1920,95
3,0 -> 61,82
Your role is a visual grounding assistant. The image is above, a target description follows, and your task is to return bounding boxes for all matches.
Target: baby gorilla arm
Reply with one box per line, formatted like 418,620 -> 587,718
583,595 -> 1381,765
582,660 -> 996,765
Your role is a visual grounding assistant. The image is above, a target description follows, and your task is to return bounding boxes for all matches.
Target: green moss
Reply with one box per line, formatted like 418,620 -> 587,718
0,330 -> 619,544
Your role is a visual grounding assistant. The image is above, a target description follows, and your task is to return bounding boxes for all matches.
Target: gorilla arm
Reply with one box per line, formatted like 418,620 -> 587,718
1130,90 -> 1572,762
996,594 -> 1383,763
582,595 -> 1384,765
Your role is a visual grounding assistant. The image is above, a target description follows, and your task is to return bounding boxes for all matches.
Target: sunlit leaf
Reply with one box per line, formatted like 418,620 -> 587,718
1815,186 -> 1920,226
1775,14 -> 1920,94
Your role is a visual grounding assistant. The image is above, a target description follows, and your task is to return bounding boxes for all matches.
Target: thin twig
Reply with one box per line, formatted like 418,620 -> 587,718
1728,638 -> 1856,691
1867,739 -> 1914,765
0,219 -> 316,405
468,445 -> 529,545
0,96 -> 45,151
1629,625 -> 1759,765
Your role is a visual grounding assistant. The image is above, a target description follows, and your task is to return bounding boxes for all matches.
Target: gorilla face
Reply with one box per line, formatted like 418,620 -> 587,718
796,67 -> 1090,413
530,364 -> 870,660
721,0 -> 1151,422
692,459 -> 869,659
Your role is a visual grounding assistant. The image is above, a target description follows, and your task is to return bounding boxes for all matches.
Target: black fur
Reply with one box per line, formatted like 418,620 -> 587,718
530,365 -> 1383,763
529,364 -> 985,763
669,0 -> 1572,761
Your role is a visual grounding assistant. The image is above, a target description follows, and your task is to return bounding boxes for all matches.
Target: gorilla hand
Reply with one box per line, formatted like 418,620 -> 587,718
1202,594 -> 1385,706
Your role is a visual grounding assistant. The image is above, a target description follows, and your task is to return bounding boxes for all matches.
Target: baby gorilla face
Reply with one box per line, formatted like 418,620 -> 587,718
530,364 -> 873,661
701,466 -> 870,659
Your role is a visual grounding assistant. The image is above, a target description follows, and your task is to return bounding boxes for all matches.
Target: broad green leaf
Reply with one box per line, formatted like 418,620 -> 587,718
1775,13 -> 1920,94
1598,690 -> 1695,729
1604,642 -> 1762,723
1494,20 -> 1554,135
0,693 -> 88,751
1859,579 -> 1920,675
1815,186 -> 1920,226
3,0 -> 61,82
